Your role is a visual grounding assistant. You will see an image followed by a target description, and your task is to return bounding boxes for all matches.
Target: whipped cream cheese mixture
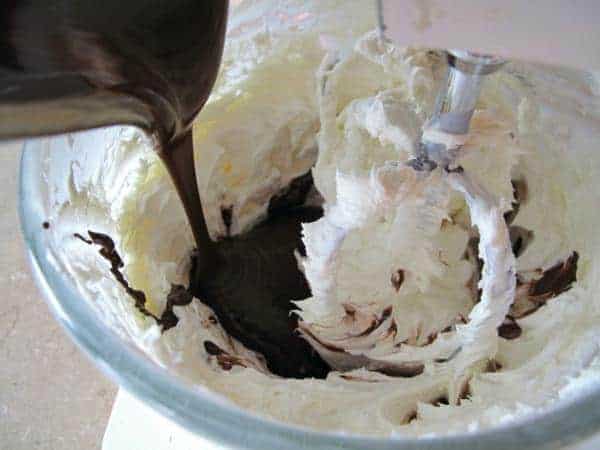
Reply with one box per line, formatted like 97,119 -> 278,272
47,0 -> 600,436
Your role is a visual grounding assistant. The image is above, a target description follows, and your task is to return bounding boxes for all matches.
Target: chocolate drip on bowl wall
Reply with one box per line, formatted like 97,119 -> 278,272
74,231 -> 193,330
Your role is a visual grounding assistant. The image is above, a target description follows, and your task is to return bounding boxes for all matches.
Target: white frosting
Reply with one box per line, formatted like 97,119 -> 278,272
45,1 -> 600,437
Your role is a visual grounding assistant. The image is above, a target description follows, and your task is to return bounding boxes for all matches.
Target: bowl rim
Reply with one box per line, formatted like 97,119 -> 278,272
19,136 -> 600,450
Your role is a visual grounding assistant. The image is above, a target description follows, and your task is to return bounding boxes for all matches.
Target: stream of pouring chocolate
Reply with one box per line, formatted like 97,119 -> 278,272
161,132 -> 330,379
129,11 -> 330,379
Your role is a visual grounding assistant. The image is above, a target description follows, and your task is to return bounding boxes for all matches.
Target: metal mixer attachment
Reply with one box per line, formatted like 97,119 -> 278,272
409,51 -> 505,171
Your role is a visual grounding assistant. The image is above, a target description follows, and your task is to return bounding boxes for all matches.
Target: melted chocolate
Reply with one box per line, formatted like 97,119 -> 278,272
458,382 -> 471,404
189,205 -> 330,379
356,306 -> 393,338
504,179 -> 528,225
464,236 -> 483,303
203,340 -> 247,371
159,285 -> 194,331
510,252 -> 579,319
405,411 -> 418,424
375,363 -> 425,378
75,230 -> 192,330
158,132 -> 217,277
391,269 -> 405,292
220,206 -> 234,237
76,230 -> 159,322
431,395 -> 449,406
498,315 -> 522,340
529,252 -> 579,299
73,233 -> 92,245
509,225 -> 534,258
267,172 -> 316,215
159,128 -> 329,380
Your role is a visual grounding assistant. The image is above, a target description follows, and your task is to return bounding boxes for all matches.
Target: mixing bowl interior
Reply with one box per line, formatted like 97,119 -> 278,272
18,126 -> 600,450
